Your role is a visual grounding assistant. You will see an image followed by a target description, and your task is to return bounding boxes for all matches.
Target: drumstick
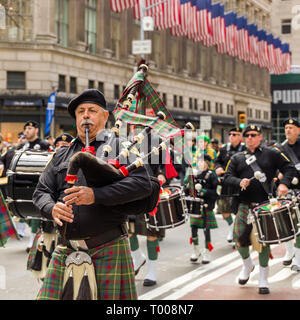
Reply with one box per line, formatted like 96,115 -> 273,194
241,171 -> 262,191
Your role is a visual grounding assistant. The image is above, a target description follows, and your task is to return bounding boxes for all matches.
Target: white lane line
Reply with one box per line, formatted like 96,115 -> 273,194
139,250 -> 240,300
162,251 -> 259,300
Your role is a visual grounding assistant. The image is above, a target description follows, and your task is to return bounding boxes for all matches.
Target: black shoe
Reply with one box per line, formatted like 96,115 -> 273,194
283,259 -> 293,266
238,278 -> 249,285
259,287 -> 270,295
135,259 -> 146,276
26,247 -> 30,253
291,264 -> 300,272
143,279 -> 157,286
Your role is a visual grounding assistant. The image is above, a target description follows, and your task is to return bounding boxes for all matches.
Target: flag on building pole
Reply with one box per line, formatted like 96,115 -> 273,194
45,92 -> 57,136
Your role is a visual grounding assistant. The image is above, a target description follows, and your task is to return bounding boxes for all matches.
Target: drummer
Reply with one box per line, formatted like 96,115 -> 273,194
278,118 -> 300,271
215,128 -> 246,244
187,154 -> 218,264
224,124 -> 296,294
54,133 -> 74,150
18,120 -> 51,253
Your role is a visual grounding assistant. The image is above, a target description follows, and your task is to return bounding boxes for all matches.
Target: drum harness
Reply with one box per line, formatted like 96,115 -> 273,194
281,140 -> 300,172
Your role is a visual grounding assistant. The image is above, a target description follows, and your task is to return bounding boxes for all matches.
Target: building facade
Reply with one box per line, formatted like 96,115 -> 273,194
0,0 -> 272,143
271,0 -> 300,143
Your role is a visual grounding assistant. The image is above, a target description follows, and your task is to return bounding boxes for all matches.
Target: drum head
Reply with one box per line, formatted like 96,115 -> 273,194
253,199 -> 291,215
160,186 -> 181,200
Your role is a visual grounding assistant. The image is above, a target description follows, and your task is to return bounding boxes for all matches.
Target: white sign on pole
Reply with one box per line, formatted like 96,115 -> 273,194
200,116 -> 212,131
143,16 -> 154,31
0,6 -> 6,29
132,40 -> 152,55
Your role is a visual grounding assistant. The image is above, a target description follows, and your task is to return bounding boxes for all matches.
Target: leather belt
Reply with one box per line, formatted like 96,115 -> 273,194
66,224 -> 128,250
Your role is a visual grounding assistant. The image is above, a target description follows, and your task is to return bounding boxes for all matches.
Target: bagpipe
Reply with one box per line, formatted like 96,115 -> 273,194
62,61 -> 195,241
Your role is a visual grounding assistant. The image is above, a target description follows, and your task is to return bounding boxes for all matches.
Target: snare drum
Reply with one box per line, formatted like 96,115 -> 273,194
5,150 -> 54,218
145,186 -> 187,231
185,196 -> 202,217
252,199 -> 300,245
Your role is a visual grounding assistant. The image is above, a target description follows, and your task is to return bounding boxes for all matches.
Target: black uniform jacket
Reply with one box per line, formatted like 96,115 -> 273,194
194,170 -> 218,211
280,138 -> 300,189
215,142 -> 247,170
18,138 -> 50,151
32,130 -> 152,239
223,145 -> 296,205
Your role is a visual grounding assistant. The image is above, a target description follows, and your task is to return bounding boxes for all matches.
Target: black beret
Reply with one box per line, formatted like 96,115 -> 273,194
54,133 -> 74,146
211,138 -> 219,144
229,127 -> 242,133
68,89 -> 107,118
243,124 -> 262,137
283,118 -> 300,128
24,120 -> 39,129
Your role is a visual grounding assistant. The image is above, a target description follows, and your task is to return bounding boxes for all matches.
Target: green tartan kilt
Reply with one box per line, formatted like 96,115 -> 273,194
233,203 -> 251,243
36,237 -> 137,300
190,210 -> 218,229
133,213 -> 165,238
217,197 -> 233,215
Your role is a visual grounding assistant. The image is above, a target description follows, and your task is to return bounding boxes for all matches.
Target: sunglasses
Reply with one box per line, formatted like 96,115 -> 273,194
229,133 -> 240,136
244,133 -> 259,138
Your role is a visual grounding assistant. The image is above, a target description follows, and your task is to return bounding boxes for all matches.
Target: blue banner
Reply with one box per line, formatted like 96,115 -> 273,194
44,92 -> 56,136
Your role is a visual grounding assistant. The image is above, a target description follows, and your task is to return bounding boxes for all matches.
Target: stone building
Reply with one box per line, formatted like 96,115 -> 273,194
0,0 -> 272,143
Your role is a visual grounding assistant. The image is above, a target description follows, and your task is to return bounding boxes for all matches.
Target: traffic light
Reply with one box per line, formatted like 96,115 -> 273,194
238,112 -> 246,129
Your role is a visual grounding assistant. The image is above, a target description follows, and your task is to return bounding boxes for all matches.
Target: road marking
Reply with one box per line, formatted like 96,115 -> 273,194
139,249 -> 241,300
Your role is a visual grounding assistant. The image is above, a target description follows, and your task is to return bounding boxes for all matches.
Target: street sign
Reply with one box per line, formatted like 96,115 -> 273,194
143,16 -> 154,31
132,40 -> 152,55
200,115 -> 212,131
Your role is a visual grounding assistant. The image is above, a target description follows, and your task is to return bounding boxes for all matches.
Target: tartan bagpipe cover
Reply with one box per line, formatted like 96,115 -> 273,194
112,67 -> 195,194
0,190 -> 19,247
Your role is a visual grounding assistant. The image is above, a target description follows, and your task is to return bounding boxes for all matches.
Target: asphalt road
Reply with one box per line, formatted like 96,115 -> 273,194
1,214 -> 300,300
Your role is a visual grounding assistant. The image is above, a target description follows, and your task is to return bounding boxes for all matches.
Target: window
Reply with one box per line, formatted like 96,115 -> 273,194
173,95 -> 178,108
98,81 -> 104,93
219,103 -> 223,114
58,74 -> 66,92
189,98 -> 193,110
281,19 -> 291,34
179,96 -> 183,109
255,109 -> 261,119
264,111 -> 269,120
85,0 -> 97,53
88,80 -> 94,89
227,104 -> 234,115
194,99 -> 198,111
162,93 -> 167,105
114,84 -> 120,100
7,71 -> 25,89
202,100 -> 206,112
56,0 -> 69,46
215,102 -> 219,114
70,76 -> 77,94
207,101 -> 211,113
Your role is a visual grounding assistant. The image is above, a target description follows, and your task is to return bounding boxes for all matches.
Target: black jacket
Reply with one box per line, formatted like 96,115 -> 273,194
32,130 -> 152,239
215,142 -> 246,170
17,138 -> 50,151
224,145 -> 296,204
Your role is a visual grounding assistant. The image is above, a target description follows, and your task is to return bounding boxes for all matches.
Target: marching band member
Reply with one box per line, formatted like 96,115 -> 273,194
278,119 -> 300,271
215,128 -> 246,244
186,154 -> 218,264
54,133 -> 74,150
32,89 -> 153,300
224,124 -> 296,294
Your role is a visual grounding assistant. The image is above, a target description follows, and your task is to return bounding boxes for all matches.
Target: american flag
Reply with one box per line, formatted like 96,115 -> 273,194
153,0 -> 181,31
110,0 -> 137,12
247,24 -> 259,65
273,38 -> 282,74
216,12 -> 235,55
235,16 -> 249,62
196,0 -> 213,46
257,30 -> 269,69
210,3 -> 225,46
281,43 -> 291,73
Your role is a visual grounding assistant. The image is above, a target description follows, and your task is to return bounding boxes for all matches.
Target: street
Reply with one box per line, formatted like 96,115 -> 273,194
1,214 -> 300,300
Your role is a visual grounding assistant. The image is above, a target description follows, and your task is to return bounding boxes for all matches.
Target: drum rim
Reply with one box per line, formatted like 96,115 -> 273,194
253,199 -> 291,214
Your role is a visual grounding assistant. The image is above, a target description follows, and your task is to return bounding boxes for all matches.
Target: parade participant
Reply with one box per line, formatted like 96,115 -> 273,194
278,119 -> 300,270
210,138 -> 220,153
54,133 -> 74,150
215,128 -> 246,243
17,121 -> 51,252
32,88 -> 153,300
187,155 -> 218,264
128,130 -> 174,287
194,135 -> 216,170
224,124 -> 296,294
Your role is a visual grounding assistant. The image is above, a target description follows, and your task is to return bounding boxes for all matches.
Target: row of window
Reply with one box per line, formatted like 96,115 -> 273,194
5,70 -> 269,121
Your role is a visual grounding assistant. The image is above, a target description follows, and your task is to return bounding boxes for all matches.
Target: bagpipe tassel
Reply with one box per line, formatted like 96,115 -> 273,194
61,269 -> 74,300
76,273 -> 91,300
